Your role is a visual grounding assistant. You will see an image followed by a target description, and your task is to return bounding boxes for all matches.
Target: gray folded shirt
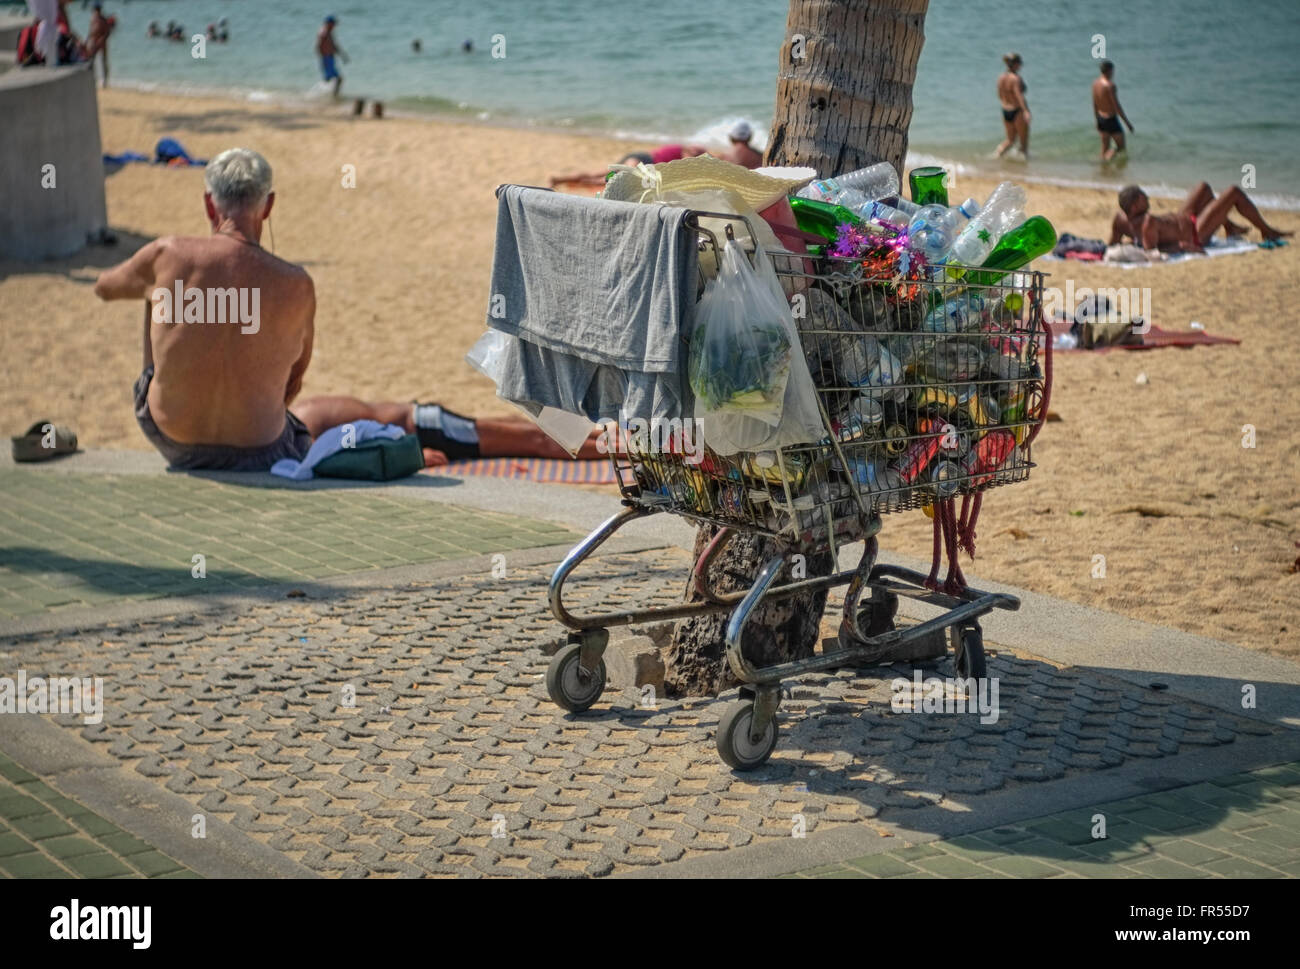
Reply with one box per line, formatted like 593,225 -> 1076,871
486,185 -> 698,423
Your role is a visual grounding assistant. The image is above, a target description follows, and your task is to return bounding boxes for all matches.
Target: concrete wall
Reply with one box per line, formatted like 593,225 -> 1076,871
0,63 -> 108,260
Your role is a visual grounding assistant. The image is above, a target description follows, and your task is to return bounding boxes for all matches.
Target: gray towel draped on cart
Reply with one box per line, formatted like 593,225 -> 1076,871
486,184 -> 698,423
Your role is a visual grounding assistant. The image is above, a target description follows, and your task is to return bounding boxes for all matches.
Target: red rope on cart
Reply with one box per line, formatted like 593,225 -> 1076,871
925,504 -> 943,591
958,491 -> 982,559
1026,289 -> 1053,447
941,499 -> 967,594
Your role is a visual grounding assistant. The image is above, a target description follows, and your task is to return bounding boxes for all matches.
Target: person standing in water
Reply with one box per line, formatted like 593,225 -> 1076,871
316,15 -> 349,98
1091,60 -> 1134,162
84,2 -> 115,86
995,52 -> 1030,160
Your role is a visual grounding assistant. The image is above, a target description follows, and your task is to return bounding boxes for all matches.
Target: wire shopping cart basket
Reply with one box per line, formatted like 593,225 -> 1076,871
544,209 -> 1051,770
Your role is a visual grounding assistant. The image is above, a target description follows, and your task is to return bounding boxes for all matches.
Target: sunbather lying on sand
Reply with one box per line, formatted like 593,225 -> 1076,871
94,147 -> 607,472
550,143 -> 708,188
1111,183 -> 1291,254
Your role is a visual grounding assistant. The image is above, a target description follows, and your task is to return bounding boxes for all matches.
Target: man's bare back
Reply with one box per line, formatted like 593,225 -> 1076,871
96,233 -> 314,447
1091,76 -> 1119,118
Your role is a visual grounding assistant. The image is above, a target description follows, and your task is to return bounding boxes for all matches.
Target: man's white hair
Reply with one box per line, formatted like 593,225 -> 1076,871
204,148 -> 273,216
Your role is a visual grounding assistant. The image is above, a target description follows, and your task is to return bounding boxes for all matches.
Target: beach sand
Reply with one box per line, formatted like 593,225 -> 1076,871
2,89 -> 1296,656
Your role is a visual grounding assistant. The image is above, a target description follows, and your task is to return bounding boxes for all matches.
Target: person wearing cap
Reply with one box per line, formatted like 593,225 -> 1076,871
716,121 -> 762,169
316,15 -> 349,98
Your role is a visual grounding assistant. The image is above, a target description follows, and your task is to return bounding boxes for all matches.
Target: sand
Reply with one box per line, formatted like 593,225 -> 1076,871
1,89 -> 1296,657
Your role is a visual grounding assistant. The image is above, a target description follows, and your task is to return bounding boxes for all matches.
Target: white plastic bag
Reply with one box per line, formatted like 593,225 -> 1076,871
465,329 -> 597,457
688,241 -> 825,455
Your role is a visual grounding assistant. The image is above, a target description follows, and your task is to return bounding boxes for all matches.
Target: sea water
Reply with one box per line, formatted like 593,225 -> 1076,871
29,0 -> 1300,209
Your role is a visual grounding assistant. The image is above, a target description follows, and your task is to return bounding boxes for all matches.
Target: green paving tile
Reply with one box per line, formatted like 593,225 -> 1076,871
974,826 -> 1035,846
1073,840 -> 1156,863
1149,840 -> 1230,866
1235,825 -> 1300,849
979,855 -> 1066,878
1201,857 -> 1285,878
64,851 -> 136,878
1051,858 -> 1132,877
844,854 -> 922,877
40,835 -> 101,860
98,832 -> 153,857
0,793 -> 48,821
0,851 -> 67,877
124,850 -> 183,877
9,813 -> 77,840
892,843 -> 944,863
1118,806 -> 1205,834
1125,856 -> 1208,878
1024,817 -> 1098,846
67,813 -> 123,838
14,779 -> 61,802
0,830 -> 32,857
912,853 -> 995,877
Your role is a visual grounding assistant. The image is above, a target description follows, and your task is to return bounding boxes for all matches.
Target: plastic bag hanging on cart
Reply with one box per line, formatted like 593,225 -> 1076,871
688,239 -> 823,455
465,329 -> 596,456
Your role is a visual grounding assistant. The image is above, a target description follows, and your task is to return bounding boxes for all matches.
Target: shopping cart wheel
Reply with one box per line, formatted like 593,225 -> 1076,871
716,700 -> 779,771
951,625 -> 987,680
546,639 -> 607,713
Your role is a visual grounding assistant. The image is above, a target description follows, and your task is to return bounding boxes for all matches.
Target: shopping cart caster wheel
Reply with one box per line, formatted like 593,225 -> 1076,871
951,625 -> 987,680
546,641 -> 607,713
716,700 -> 778,771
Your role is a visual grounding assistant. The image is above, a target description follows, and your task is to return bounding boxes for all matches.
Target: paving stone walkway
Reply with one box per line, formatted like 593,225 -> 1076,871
2,544 -> 1281,877
0,470 -> 577,620
783,762 -> 1300,879
0,751 -> 195,879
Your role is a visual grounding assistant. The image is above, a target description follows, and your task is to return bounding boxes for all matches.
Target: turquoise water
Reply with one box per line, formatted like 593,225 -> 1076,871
24,0 -> 1300,208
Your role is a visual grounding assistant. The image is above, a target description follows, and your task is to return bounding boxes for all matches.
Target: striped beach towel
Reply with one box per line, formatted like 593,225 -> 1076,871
425,457 -> 618,484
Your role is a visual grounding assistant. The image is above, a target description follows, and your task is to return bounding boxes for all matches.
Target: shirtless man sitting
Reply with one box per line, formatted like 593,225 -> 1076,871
714,122 -> 763,170
1110,183 -> 1291,254
94,147 -> 606,472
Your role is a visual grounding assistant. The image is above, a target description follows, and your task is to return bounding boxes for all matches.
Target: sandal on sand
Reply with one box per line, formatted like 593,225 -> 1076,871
11,420 -> 78,462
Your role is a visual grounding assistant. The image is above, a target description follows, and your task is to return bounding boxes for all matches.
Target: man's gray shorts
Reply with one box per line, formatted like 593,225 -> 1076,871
134,366 -> 313,471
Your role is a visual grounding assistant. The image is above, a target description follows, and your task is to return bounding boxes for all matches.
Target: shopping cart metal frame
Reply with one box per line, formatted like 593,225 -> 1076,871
542,209 -> 1043,770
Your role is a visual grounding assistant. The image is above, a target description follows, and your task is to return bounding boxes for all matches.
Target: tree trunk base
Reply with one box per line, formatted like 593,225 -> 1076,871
663,525 -> 832,698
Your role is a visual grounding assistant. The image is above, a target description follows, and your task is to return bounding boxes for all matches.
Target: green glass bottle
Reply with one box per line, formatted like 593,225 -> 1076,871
966,215 -> 1057,288
789,196 -> 864,241
908,166 -> 949,206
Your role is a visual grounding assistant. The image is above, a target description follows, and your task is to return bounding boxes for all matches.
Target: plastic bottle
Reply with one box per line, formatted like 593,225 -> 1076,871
832,161 -> 901,200
854,198 -> 913,228
907,198 -> 980,263
796,179 -> 869,209
946,182 -> 1028,271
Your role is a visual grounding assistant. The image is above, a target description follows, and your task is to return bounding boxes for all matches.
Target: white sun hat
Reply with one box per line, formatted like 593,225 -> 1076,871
602,155 -> 815,212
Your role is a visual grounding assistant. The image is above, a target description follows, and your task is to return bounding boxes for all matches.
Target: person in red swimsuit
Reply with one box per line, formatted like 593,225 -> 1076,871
1111,184 -> 1291,253
549,143 -> 707,188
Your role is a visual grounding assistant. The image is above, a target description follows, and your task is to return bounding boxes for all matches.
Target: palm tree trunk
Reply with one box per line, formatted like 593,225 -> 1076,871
768,0 -> 930,174
663,0 -> 930,698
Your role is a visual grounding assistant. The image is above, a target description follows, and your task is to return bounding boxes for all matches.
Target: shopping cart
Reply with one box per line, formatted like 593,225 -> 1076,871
544,210 -> 1050,769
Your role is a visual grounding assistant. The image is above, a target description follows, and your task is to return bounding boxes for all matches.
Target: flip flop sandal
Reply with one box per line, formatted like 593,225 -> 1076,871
11,420 -> 78,462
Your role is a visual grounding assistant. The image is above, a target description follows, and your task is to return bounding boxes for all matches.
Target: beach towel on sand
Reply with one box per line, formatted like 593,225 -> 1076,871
486,185 -> 698,424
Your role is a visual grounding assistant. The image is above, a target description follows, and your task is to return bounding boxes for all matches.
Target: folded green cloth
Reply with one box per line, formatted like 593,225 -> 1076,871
314,433 -> 424,481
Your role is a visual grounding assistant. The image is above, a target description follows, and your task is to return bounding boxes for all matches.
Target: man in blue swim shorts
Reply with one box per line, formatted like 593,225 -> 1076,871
316,15 -> 348,97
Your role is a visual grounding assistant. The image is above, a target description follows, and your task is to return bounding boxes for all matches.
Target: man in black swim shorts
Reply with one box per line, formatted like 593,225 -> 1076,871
1091,60 -> 1134,161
